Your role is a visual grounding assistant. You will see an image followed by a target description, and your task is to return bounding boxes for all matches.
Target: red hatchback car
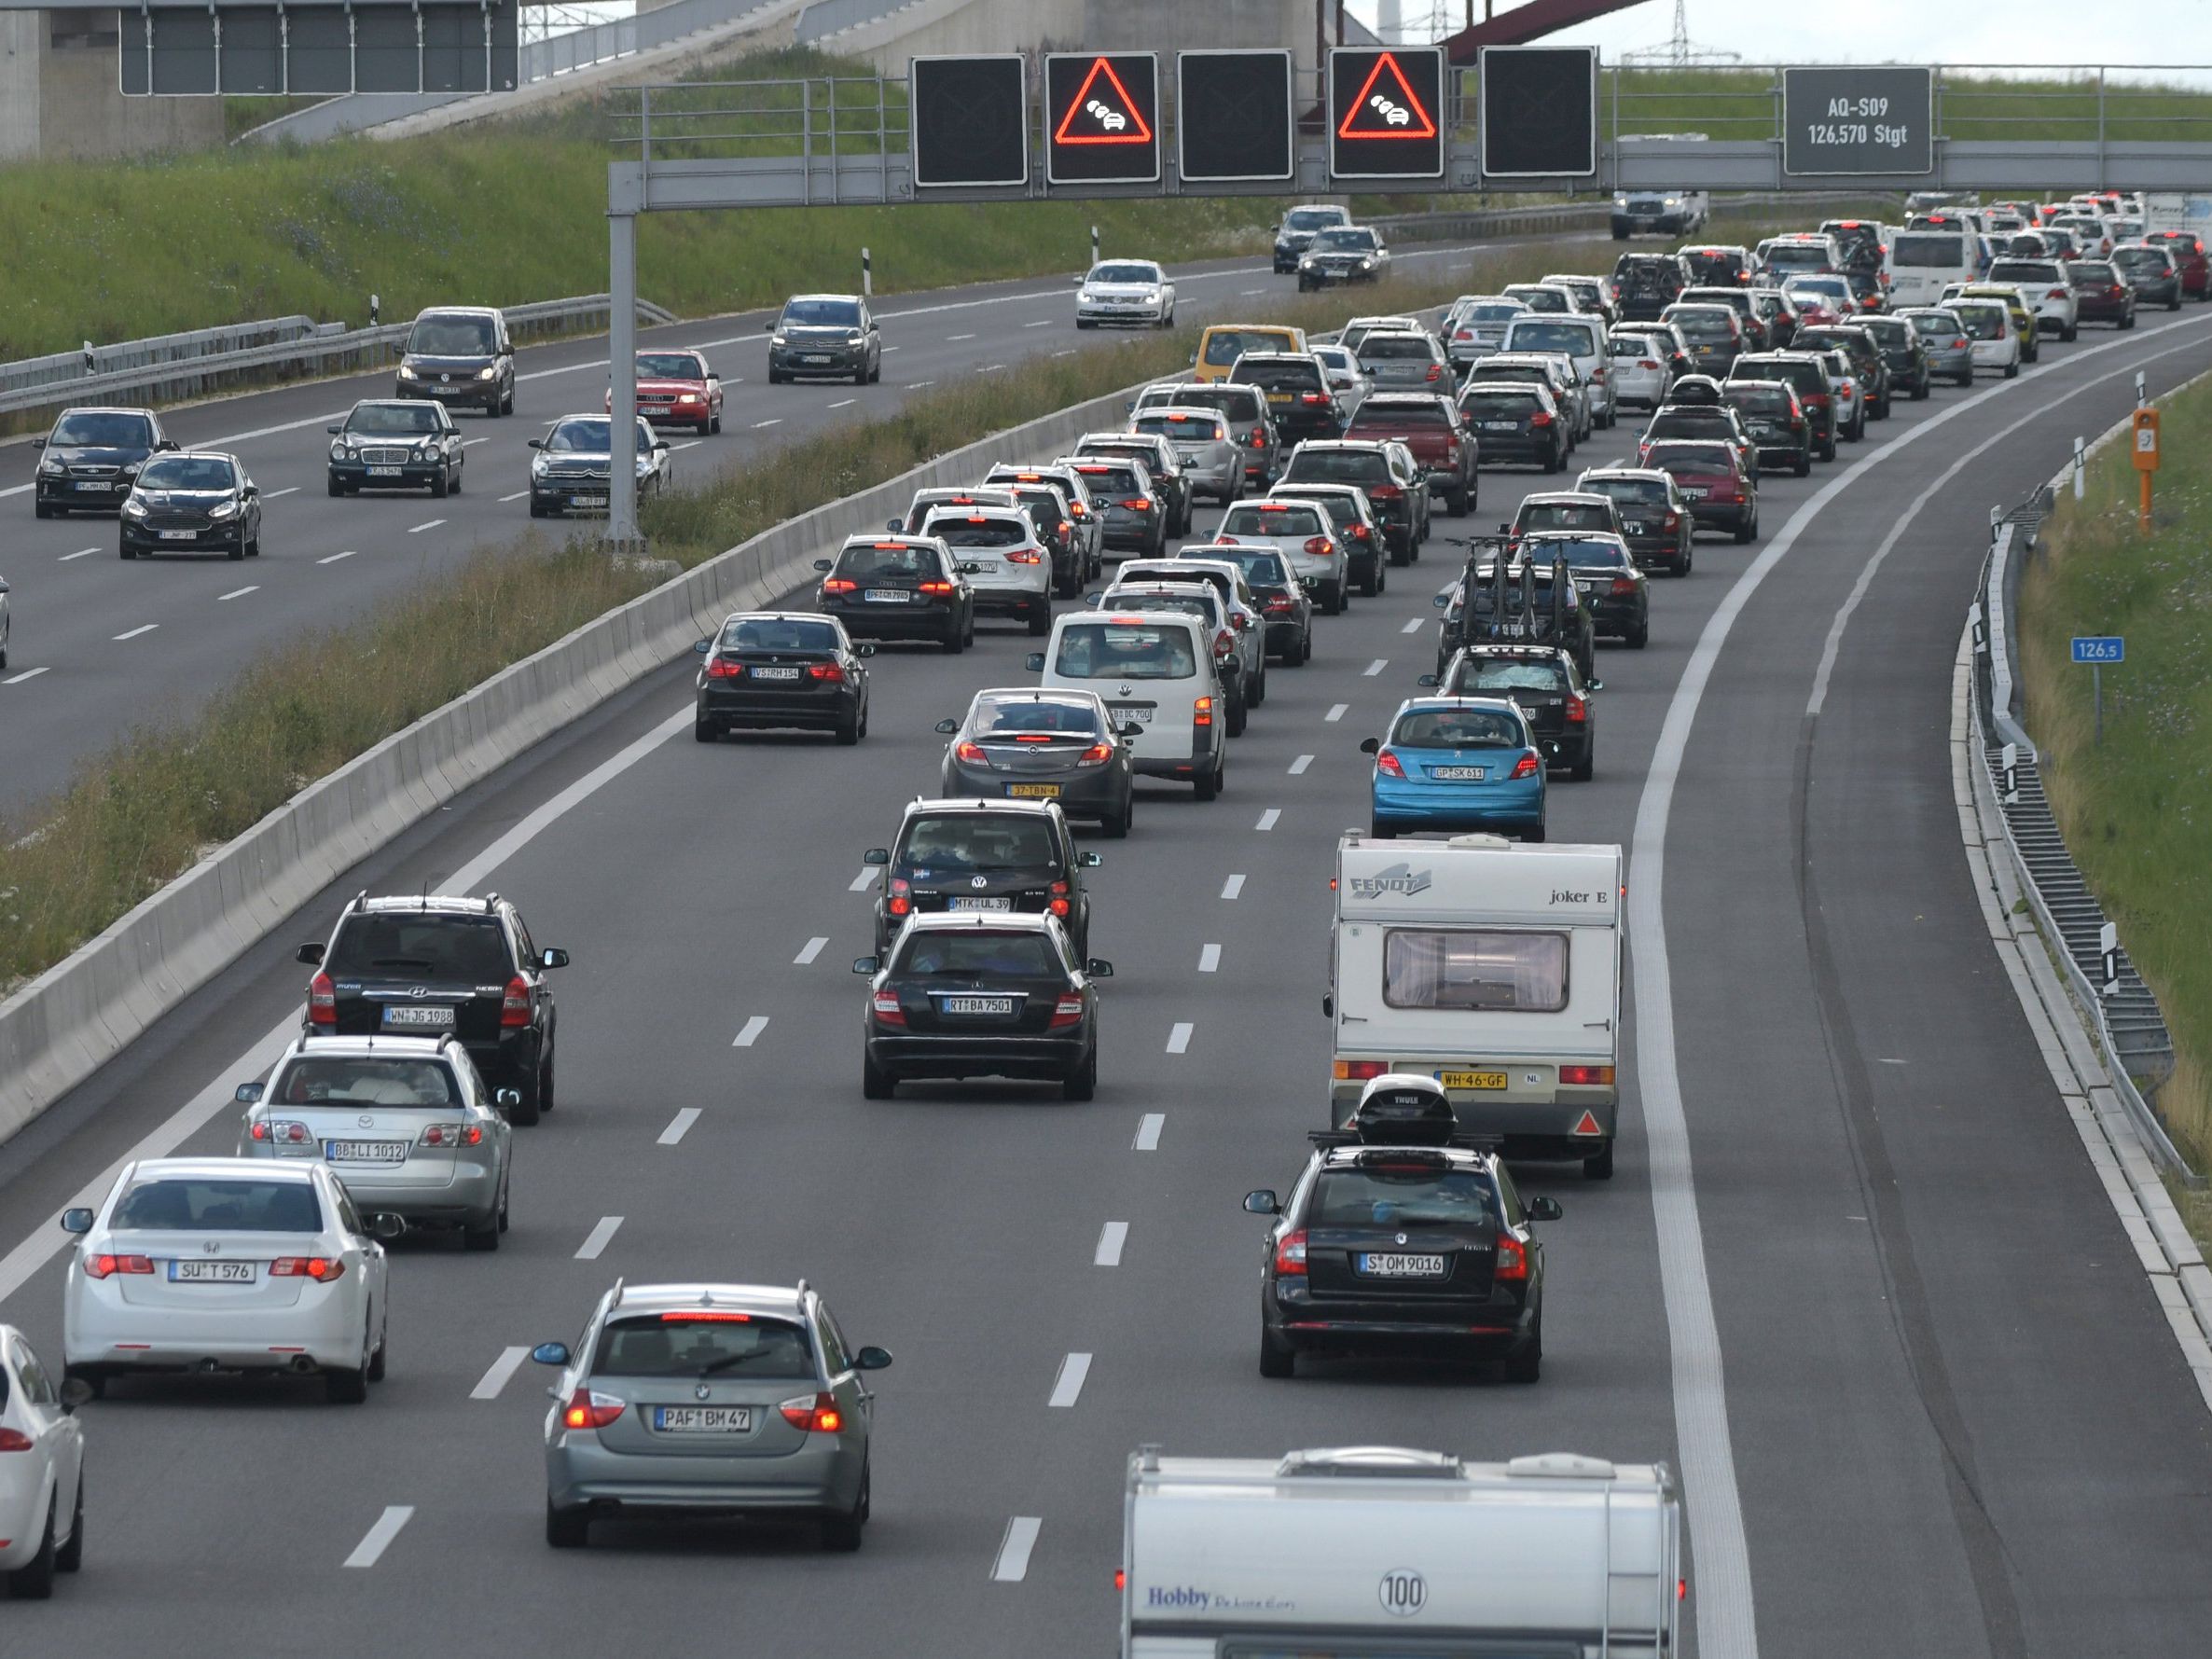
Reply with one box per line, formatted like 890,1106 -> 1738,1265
605,349 -> 724,435
2141,231 -> 2211,300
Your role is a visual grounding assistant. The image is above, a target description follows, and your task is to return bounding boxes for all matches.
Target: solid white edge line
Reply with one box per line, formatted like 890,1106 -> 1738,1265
795,935 -> 829,965
1198,943 -> 1221,973
575,1215 -> 623,1261
1166,1022 -> 1193,1055
990,1515 -> 1042,1581
732,1015 -> 770,1048
1094,1221 -> 1127,1266
343,1505 -> 414,1568
1133,1113 -> 1164,1151
1047,1351 -> 1092,1408
850,867 -> 877,892
470,1345 -> 531,1401
658,1107 -> 701,1146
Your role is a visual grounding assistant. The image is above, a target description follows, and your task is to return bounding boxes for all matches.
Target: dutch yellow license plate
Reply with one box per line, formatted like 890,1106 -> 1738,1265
1438,1070 -> 1508,1090
1007,783 -> 1061,798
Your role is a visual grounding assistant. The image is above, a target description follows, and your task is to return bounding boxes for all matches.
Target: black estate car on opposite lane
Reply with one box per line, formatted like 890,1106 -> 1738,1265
34,406 -> 173,518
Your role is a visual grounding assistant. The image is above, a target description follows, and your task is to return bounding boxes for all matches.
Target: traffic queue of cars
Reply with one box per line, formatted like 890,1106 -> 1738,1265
0,192 -> 2161,1597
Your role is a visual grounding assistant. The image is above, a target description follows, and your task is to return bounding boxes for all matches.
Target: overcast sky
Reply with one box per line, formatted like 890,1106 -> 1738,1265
1349,0 -> 2205,81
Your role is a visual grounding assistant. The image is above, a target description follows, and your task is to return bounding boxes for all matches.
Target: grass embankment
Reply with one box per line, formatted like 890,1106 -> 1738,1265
0,198 -> 1840,999
2018,375 -> 2212,1230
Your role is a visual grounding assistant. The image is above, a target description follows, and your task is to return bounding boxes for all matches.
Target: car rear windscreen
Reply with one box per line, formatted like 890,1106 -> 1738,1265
1053,623 -> 1199,679
1459,391 -> 1540,418
594,1315 -> 815,1379
1666,311 -> 1736,341
113,1179 -> 325,1232
1232,358 -> 1322,391
897,815 -> 1058,870
1360,336 -> 1434,360
1761,244 -> 1831,270
1309,1166 -> 1497,1226
1520,502 -> 1613,532
836,543 -> 944,582
974,698 -> 1100,737
1350,401 -> 1449,428
1392,707 -> 1524,748
925,517 -> 1028,547
270,1058 -> 460,1108
1583,476 -> 1670,505
1223,505 -> 1326,538
1453,657 -> 1569,694
1283,450 -> 1387,483
897,931 -> 1061,978
1203,329 -> 1293,366
1647,442 -> 1735,471
1893,233 -> 1970,269
326,913 -> 511,981
1506,321 -> 1597,356
1137,413 -> 1224,440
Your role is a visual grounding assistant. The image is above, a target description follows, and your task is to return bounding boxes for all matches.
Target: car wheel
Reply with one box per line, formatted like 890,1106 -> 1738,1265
327,475 -> 345,498
2170,295 -> 2183,312
228,533 -> 246,560
1027,604 -> 1051,638
1794,450 -> 1811,478
508,1066 -> 543,1127
1628,620 -> 1649,648
2065,323 -> 2079,342
52,1474 -> 83,1575
1584,1138 -> 1616,1180
464,1205 -> 502,1251
1325,582 -> 1345,617
431,467 -> 449,499
1101,797 -> 1130,838
1819,436 -> 1838,462
1524,821 -> 1546,844
6,1500 -> 56,1599
1259,1326 -> 1296,1378
1445,484 -> 1470,517
1062,1044 -> 1098,1102
546,1499 -> 590,1550
367,1320 -> 390,1378
1503,1318 -> 1542,1384
449,463 -> 462,495
1571,740 -> 1595,782
694,713 -> 717,743
1734,515 -> 1755,546
529,496 -> 547,518
1360,561 -> 1378,598
1226,691 -> 1248,738
944,622 -> 963,656
1248,665 -> 1267,706
2121,312 -> 2136,331
1195,760 -> 1221,802
33,498 -> 52,519
62,1367 -> 104,1402
821,1464 -> 869,1552
835,708 -> 861,746
2003,361 -> 2020,380
325,1340 -> 370,1404
862,1051 -> 895,1099
708,413 -> 723,434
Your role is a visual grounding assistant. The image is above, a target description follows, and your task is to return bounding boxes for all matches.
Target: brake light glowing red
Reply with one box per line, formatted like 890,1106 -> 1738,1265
1424,364 -> 1443,381
501,976 -> 531,1029
251,1118 -> 311,1144
1611,576 -> 1638,596
887,877 -> 911,917
308,972 -> 336,1027
807,663 -> 845,682
1371,483 -> 1403,498
1334,1059 -> 1388,1081
1076,742 -> 1113,767
780,1392 -> 844,1432
1273,1229 -> 1308,1277
0,1428 -> 34,1452
1511,753 -> 1541,779
417,1122 -> 484,1147
953,741 -> 986,764
562,1389 -> 625,1431
822,577 -> 858,593
1560,1065 -> 1615,1085
1194,696 -> 1213,727
1375,748 -> 1405,779
1529,411 -> 1554,427
704,657 -> 745,678
918,580 -> 954,595
83,1252 -> 154,1279
270,1256 -> 346,1281
1049,878 -> 1071,919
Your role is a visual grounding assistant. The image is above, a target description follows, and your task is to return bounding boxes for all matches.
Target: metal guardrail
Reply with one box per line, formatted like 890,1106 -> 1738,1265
0,294 -> 677,422
1366,187 -> 1895,245
1,317 -> 340,397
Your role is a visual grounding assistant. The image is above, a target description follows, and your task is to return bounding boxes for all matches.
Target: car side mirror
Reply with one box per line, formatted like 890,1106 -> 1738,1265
368,1212 -> 407,1240
1084,592 -> 1104,607
856,643 -> 877,657
854,1346 -> 893,1370
527,437 -> 545,449
1243,1190 -> 1280,1215
934,718 -> 960,734
1359,737 -> 1381,754
496,1088 -> 522,1111
296,942 -> 325,965
540,947 -> 570,970
863,848 -> 890,865
235,1082 -> 264,1105
959,562 -> 983,575
1119,723 -> 1143,740
851,955 -> 879,975
60,1208 -> 94,1235
1528,1196 -> 1565,1222
531,1341 -> 571,1366
1321,992 -> 1334,1017
31,436 -> 46,449
1085,959 -> 1114,978
694,638 -> 712,655
1417,673 -> 1440,687
1498,522 -> 1512,535
1586,678 -> 1604,692
886,518 -> 903,532
59,1377 -> 93,1414
1025,652 -> 1046,671
1431,593 -> 1448,609
325,424 -> 341,435
655,439 -> 670,451
813,558 -> 834,572
764,319 -> 775,331
1080,850 -> 1103,868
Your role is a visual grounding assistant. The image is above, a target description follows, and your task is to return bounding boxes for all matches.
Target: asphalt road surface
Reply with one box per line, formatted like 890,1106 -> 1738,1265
3,297 -> 2211,1658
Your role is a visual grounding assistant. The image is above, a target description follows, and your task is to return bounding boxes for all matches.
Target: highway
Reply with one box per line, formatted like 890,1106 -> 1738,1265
3,291 -> 2212,1657
0,231 -> 1607,818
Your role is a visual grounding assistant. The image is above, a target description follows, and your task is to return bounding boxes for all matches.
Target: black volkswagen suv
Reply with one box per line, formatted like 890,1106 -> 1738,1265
865,798 -> 1099,957
396,306 -> 515,416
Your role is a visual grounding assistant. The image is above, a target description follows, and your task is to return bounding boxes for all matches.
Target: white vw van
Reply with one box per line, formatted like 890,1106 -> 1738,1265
1030,610 -> 1226,799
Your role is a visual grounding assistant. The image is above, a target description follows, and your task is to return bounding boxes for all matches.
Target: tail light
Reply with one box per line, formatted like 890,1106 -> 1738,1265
1048,993 -> 1085,1030
308,972 -> 336,1027
1719,486 -> 1743,503
2110,284 -> 2124,297
1303,535 -> 1333,559
1560,1064 -> 1615,1085
1263,595 -> 1293,615
1663,512 -> 1680,530
807,663 -> 846,682
1953,338 -> 1967,349
1638,358 -> 1661,369
1424,364 -> 1443,382
250,1119 -> 311,1145
1075,742 -> 1113,767
1510,753 -> 1541,779
822,577 -> 858,594
270,1256 -> 346,1282
918,580 -> 954,595
1371,483 -> 1403,499
1049,878 -> 1071,919
1529,411 -> 1554,427
418,1122 -> 484,1147
1333,1059 -> 1388,1082
561,1389 -> 626,1431
1214,629 -> 1236,659
1214,532 -> 1240,545
500,976 -> 532,1029
1070,502 -> 1090,517
870,989 -> 906,1027
1300,392 -> 1327,404
83,1252 -> 154,1279
1611,576 -> 1638,596
704,657 -> 745,679
1351,524 -> 1372,541
0,1429 -> 34,1452
1566,695 -> 1588,725
1194,696 -> 1213,728
1790,416 -> 1804,431
887,877 -> 911,917
1249,429 -> 1266,448
1454,327 -> 1473,339
1495,1233 -> 1528,1283
1374,748 -> 1405,779
1273,1229 -> 1308,1277
1123,497 -> 1154,512
953,741 -> 985,764
780,1392 -> 845,1432
2048,287 -> 2068,300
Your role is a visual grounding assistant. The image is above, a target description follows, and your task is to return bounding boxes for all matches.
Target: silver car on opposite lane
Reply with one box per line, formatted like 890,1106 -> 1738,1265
534,1280 -> 893,1550
234,1034 -> 515,1248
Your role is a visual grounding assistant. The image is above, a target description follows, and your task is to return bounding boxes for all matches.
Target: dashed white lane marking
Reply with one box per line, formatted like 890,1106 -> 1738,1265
113,624 -> 158,642
1221,873 -> 1246,899
317,549 -> 358,564
217,586 -> 258,601
1198,943 -> 1221,973
1166,1022 -> 1194,1055
1047,1352 -> 1092,1408
990,1516 -> 1043,1582
1239,286 -> 1267,295
753,419 -> 782,429
671,439 -> 701,451
499,490 -> 530,503
828,398 -> 856,409
947,333 -> 977,341
575,1216 -> 623,1261
1024,319 -> 1055,328
408,518 -> 445,533
1133,1113 -> 1164,1151
343,1506 -> 414,1569
1255,808 -> 1279,831
1363,658 -> 1388,676
1325,702 -> 1348,721
4,667 -> 49,684
1051,350 -> 1077,358
658,1108 -> 701,1146
1400,616 -> 1423,634
470,1346 -> 531,1401
795,935 -> 829,965
1289,753 -> 1313,775
732,1016 -> 770,1048
850,867 -> 877,892
263,485 -> 300,499
462,437 -> 490,448
59,546 -> 99,561
910,380 -> 935,389
977,364 -> 1007,374
1094,1222 -> 1128,1266
879,345 -> 901,353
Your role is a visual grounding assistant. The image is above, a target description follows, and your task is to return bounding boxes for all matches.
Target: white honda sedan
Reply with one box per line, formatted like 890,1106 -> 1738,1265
0,1326 -> 89,1597
61,1157 -> 394,1404
1076,258 -> 1177,329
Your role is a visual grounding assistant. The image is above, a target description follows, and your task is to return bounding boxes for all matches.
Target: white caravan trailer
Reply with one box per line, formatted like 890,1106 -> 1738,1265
1122,1444 -> 1681,1658
1328,833 -> 1623,1176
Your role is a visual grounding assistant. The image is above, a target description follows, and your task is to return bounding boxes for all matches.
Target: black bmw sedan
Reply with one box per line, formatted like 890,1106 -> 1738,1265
692,610 -> 873,745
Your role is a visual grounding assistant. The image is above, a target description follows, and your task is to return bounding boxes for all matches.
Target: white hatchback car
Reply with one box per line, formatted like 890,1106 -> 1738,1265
1076,258 -> 1176,328
60,1157 -> 394,1403
0,1326 -> 89,1597
1951,298 -> 2024,378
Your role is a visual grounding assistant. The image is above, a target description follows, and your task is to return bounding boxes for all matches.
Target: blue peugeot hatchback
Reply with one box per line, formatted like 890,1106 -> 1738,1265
1362,697 -> 1546,840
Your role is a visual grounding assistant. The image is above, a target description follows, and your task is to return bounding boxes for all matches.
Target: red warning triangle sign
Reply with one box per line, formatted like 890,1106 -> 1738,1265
1569,1110 -> 1603,1138
1337,51 -> 1438,141
1054,57 -> 1154,146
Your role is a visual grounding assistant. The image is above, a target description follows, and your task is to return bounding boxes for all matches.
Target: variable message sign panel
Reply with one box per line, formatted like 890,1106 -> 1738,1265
1783,66 -> 1934,175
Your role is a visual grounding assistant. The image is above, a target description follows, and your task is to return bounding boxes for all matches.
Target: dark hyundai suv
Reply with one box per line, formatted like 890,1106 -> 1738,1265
297,893 -> 569,1123
33,406 -> 173,518
396,306 -> 515,416
864,798 -> 1100,957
